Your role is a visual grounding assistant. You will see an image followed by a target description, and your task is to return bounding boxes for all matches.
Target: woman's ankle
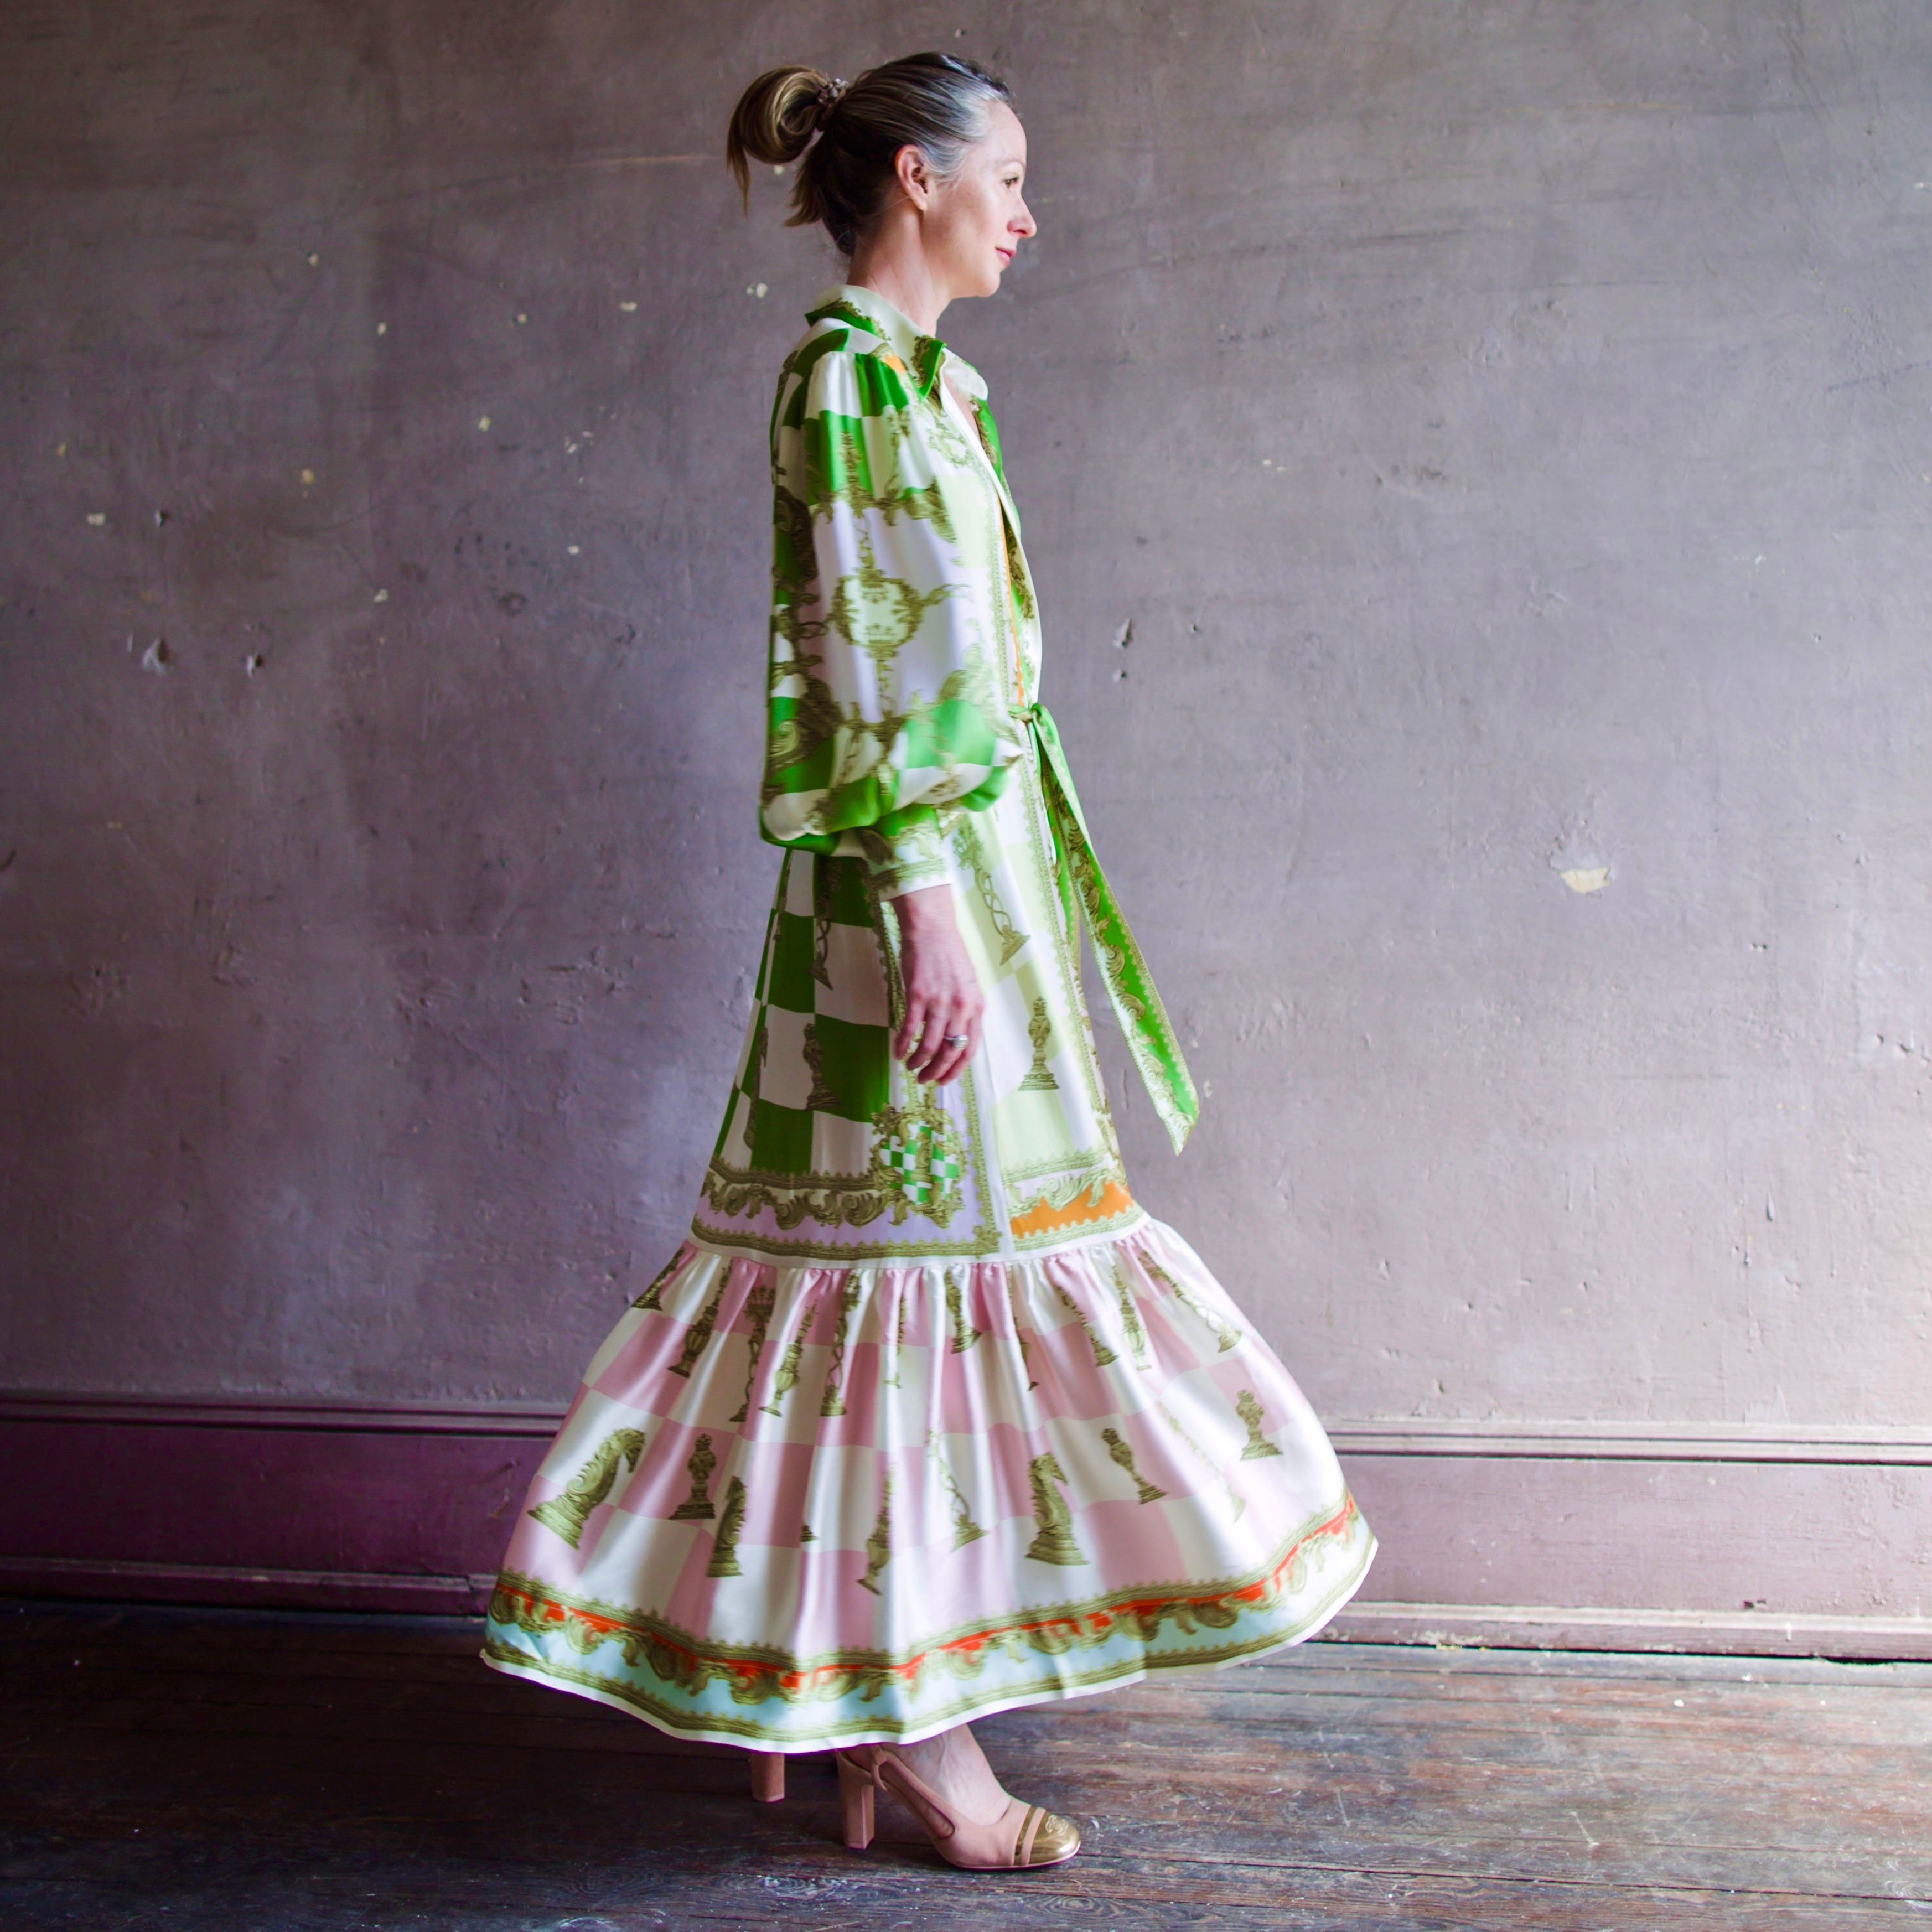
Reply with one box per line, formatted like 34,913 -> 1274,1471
892,1725 -> 1010,1826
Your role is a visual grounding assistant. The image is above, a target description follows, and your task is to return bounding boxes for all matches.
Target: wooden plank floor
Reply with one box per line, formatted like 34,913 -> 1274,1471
2,1600 -> 1927,1930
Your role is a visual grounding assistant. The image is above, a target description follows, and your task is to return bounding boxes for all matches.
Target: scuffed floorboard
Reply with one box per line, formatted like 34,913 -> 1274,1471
2,1600 -> 1927,1929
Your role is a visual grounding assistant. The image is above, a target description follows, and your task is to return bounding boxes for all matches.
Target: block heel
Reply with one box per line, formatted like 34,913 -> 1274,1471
836,1748 -> 877,1848
747,1750 -> 785,1803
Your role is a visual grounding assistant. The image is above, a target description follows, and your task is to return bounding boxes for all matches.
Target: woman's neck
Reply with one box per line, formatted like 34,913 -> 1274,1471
847,212 -> 951,336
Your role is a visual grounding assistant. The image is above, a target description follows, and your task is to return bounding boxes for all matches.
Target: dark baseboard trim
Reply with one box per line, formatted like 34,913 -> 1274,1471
1325,1600 -> 1932,1661
1328,1418 -> 1932,1466
0,1400 -> 538,1607
6,1392 -> 1930,1639
0,1555 -> 494,1616
0,1392 -> 566,1435
9,1570 -> 1926,1662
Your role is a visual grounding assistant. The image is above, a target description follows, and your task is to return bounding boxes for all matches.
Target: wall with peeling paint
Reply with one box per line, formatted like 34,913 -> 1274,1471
3,0 -> 1930,1444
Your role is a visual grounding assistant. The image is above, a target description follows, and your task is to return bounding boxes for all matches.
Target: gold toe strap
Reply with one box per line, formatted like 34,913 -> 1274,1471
1014,1804 -> 1045,1866
1019,1807 -> 1081,1866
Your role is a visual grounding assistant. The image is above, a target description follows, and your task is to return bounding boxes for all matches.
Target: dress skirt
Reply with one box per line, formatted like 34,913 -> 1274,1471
483,1220 -> 1374,1750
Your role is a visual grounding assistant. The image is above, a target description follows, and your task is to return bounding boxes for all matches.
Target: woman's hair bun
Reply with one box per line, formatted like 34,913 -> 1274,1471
726,66 -> 838,205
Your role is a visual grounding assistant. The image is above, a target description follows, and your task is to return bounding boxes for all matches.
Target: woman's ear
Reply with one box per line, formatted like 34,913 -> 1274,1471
894,142 -> 933,210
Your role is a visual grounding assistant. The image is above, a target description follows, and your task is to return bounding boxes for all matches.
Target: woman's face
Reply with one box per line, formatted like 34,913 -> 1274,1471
921,101 -> 1036,301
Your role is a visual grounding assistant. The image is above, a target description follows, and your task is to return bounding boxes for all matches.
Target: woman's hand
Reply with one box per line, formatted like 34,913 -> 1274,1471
892,884 -> 984,1086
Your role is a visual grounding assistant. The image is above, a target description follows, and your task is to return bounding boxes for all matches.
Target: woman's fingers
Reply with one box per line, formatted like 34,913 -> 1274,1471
919,1015 -> 966,1082
896,992 -> 932,1073
919,990 -> 983,1086
900,1003 -> 955,1079
899,994 -> 978,1085
924,1017 -> 977,1087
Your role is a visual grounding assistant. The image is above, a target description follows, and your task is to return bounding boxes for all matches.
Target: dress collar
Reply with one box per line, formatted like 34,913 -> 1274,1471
805,283 -> 988,405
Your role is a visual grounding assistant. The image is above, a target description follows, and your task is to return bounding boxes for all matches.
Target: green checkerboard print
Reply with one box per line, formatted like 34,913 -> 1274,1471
879,1113 -> 962,1207
716,853 -> 893,1178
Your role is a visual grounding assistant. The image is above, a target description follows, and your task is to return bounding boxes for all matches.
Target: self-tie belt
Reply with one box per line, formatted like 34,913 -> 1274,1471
1023,701 -> 1199,1154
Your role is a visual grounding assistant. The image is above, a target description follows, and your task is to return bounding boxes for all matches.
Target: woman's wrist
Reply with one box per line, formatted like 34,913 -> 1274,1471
892,882 -> 959,939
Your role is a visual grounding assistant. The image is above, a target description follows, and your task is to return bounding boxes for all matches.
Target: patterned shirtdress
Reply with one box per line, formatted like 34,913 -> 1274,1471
481,283 -> 1375,1750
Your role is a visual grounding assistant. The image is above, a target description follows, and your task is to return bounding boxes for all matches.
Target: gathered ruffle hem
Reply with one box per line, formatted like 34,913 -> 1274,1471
481,1215 -> 1375,1750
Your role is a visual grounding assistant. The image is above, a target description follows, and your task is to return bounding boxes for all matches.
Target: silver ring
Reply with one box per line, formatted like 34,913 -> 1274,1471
941,1033 -> 969,1046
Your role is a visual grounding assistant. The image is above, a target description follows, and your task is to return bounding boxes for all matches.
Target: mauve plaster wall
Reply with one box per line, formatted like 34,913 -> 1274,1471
2,1 -> 1928,1429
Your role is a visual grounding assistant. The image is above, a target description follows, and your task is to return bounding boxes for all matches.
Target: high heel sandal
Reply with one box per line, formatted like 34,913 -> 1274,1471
833,1743 -> 1081,1870
746,1750 -> 785,1803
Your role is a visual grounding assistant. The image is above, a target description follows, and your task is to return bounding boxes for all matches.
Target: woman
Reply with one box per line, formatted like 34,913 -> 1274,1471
483,51 -> 1374,1872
